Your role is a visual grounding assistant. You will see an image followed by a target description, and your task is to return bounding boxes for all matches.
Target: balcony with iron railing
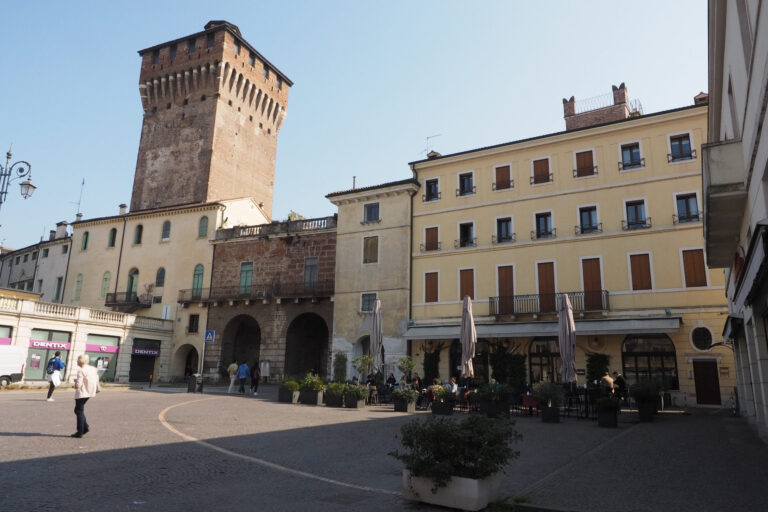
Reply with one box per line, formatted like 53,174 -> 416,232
622,218 -> 652,231
422,191 -> 441,202
105,292 -> 152,310
489,290 -> 610,315
454,238 -> 477,249
492,233 -> 516,244
667,148 -> 697,163
420,241 -> 441,252
531,227 -> 556,240
575,223 -> 603,235
216,215 -> 337,241
573,166 -> 598,178
673,213 -> 700,224
530,174 -> 553,185
492,179 -> 514,191
177,280 -> 335,304
618,157 -> 645,171
456,186 -> 476,197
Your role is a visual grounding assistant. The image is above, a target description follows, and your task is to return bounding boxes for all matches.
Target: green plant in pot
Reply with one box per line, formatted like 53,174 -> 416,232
476,383 -> 512,418
278,378 -> 300,404
396,356 -> 416,380
431,386 -> 457,416
298,373 -> 324,405
596,397 -> 620,428
344,384 -> 368,408
325,381 -> 346,407
390,415 -> 521,511
332,352 -> 348,383
393,388 -> 419,413
532,381 -> 562,423
352,355 -> 373,381
630,380 -> 660,422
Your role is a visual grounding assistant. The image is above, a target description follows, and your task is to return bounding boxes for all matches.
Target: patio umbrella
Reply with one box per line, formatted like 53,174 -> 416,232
370,299 -> 383,374
558,294 -> 577,383
460,296 -> 476,378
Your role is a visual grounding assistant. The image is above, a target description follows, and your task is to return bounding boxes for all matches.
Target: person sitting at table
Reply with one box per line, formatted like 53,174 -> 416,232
412,376 -> 422,391
446,377 -> 458,395
386,373 -> 397,387
351,376 -> 359,386
426,378 -> 442,404
600,371 -> 615,396
365,374 -> 375,387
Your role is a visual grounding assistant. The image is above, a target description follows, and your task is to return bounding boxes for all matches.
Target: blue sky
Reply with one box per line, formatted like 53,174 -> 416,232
0,1 -> 706,249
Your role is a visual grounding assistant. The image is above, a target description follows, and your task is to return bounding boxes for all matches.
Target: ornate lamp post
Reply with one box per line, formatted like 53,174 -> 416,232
0,146 -> 36,212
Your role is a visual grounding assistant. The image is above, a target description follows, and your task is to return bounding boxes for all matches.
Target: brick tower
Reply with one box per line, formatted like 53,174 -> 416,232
130,21 -> 291,216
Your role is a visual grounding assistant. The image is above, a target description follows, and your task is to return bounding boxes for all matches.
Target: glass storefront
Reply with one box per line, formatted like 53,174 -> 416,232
26,329 -> 72,380
622,334 -> 679,390
0,325 -> 12,345
85,334 -> 120,382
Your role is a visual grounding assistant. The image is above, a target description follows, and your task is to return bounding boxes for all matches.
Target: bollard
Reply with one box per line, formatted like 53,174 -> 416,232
149,373 -> 153,389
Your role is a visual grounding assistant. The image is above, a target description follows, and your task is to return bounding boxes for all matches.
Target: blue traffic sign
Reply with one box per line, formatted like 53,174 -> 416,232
204,330 -> 215,343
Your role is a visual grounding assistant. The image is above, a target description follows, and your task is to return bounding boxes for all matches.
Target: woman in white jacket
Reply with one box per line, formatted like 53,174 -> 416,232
72,354 -> 100,438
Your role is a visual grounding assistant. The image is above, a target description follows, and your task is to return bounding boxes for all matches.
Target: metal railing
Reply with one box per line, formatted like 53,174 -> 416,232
492,179 -> 514,191
105,292 -> 152,308
216,215 -> 337,240
573,166 -> 598,178
531,227 -> 556,240
178,280 -> 335,303
575,223 -> 603,235
530,173 -> 553,185
422,191 -> 441,202
456,186 -> 476,197
492,233 -> 516,244
489,290 -> 610,315
420,241 -> 441,252
622,218 -> 652,231
618,158 -> 645,171
454,238 -> 477,248
673,213 -> 700,224
667,148 -> 697,163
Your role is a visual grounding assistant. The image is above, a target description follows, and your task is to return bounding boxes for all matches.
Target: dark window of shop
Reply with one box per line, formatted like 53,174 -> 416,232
621,334 -> 678,390
26,329 -> 71,381
0,325 -> 12,341
529,338 -> 561,384
129,339 -> 161,382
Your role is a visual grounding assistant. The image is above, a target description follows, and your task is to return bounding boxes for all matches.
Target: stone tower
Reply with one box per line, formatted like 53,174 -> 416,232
130,21 -> 291,216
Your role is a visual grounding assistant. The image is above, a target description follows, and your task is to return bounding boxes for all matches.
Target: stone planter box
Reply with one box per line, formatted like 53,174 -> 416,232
325,394 -> 344,407
541,406 -> 560,423
393,398 -> 416,413
479,400 -> 510,418
431,401 -> 454,416
278,388 -> 299,404
637,401 -> 655,422
597,408 -> 618,428
402,470 -> 500,511
344,392 -> 366,409
299,390 -> 324,405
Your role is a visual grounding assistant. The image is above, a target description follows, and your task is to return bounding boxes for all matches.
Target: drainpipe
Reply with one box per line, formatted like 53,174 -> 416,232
407,165 -> 418,357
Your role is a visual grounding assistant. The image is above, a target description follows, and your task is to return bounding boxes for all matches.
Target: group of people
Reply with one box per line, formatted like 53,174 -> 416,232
44,351 -> 102,438
600,370 -> 627,399
227,360 -> 261,395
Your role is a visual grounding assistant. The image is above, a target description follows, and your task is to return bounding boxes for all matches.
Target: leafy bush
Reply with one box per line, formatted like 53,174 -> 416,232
392,388 -> 420,403
596,397 -> 620,411
332,352 -> 347,383
532,382 -> 562,407
390,415 -> 521,492
586,353 -> 610,384
281,379 -> 299,392
396,356 -> 416,378
299,373 -> 324,391
434,386 -> 457,403
345,385 -> 368,400
630,380 -> 660,403
476,383 -> 513,403
325,381 -> 346,397
352,355 -> 373,376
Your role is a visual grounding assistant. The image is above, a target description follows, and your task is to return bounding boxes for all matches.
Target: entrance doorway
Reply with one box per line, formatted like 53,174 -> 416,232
285,313 -> 328,377
222,315 -> 261,371
693,360 -> 722,405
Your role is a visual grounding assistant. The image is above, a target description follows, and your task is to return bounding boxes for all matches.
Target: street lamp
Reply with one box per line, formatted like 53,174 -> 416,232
0,146 -> 36,211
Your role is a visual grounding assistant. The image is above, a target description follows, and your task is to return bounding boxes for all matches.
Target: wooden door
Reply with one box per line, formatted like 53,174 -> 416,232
459,269 -> 474,300
582,258 -> 602,310
537,262 -> 555,312
497,266 -> 514,314
425,272 -> 438,303
576,151 -> 594,177
693,361 -> 721,405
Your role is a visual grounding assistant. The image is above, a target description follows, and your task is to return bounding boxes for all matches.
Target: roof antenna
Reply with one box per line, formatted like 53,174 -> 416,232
422,133 -> 442,155
72,178 -> 85,216
352,176 -> 356,189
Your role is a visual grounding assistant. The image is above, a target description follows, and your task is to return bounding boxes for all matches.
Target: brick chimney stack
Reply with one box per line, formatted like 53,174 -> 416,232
564,83 -> 634,131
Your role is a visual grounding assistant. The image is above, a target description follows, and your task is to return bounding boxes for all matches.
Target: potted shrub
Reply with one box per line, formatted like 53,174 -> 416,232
476,384 -> 512,418
352,355 -> 373,381
631,380 -> 660,422
393,388 -> 419,413
390,415 -> 521,511
299,373 -> 324,405
396,356 -> 416,380
532,382 -> 562,423
430,387 -> 456,416
596,397 -> 620,428
344,384 -> 368,408
278,378 -> 300,404
325,381 -> 346,407
332,352 -> 347,383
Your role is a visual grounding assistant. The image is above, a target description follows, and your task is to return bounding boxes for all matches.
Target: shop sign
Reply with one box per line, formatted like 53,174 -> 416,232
132,347 -> 160,357
29,340 -> 71,350
85,344 -> 120,354
0,337 -> 11,345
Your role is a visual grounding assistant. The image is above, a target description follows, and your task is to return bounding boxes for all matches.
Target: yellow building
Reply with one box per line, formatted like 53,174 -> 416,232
406,86 -> 734,406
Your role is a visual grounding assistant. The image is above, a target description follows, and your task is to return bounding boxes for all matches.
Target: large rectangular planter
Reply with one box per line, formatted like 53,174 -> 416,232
431,401 -> 454,416
278,388 -> 300,404
541,406 -> 560,423
637,401 -> 655,422
344,392 -> 366,408
402,470 -> 500,511
300,390 -> 324,405
394,398 -> 416,413
479,400 -> 510,418
325,394 -> 344,407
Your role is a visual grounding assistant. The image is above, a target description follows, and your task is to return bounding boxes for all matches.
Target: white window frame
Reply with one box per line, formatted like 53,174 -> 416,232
494,263 -> 516,297
424,177 -> 441,202
626,251 -> 655,291
362,234 -> 380,265
493,214 -> 514,243
532,209 -> 554,239
617,139 -> 645,171
666,130 -> 695,164
457,170 -> 476,197
622,197 -> 649,225
679,246 -> 710,287
456,220 -> 476,247
530,156 -> 553,186
457,266 -> 476,301
576,203 -> 600,233
363,202 -> 381,223
572,148 -> 597,180
423,270 -> 440,303
578,255 -> 605,293
493,163 -> 514,191
673,190 -> 701,221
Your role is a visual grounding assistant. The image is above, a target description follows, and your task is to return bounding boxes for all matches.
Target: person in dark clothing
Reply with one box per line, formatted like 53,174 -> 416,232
613,371 -> 626,401
45,351 -> 66,402
250,364 -> 261,396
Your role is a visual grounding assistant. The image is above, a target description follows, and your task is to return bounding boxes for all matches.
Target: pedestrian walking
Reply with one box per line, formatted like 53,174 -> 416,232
227,360 -> 238,393
45,351 -> 66,402
237,361 -> 249,394
71,354 -> 100,438
250,364 -> 261,396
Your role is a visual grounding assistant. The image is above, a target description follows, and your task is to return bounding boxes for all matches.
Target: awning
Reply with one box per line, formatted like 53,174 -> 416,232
404,316 -> 682,339
722,315 -> 743,341
735,220 -> 768,311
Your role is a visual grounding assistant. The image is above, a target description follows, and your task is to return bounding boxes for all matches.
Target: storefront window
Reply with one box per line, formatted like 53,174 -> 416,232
529,338 -> 561,384
26,329 -> 72,380
621,334 -> 679,390
85,334 -> 120,382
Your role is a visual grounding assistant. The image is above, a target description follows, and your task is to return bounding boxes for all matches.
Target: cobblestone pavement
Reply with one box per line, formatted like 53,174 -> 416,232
1,386 -> 766,512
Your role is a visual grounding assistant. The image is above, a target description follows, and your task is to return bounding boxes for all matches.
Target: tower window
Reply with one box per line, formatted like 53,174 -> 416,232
277,78 -> 283,90
263,66 -> 269,79
152,50 -> 159,65
170,44 -> 177,61
233,41 -> 241,55
187,39 -> 195,54
207,33 -> 215,48
249,52 -> 256,67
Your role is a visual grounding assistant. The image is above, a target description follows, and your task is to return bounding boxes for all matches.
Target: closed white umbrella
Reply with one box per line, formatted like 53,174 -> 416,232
460,296 -> 476,378
558,294 -> 577,383
370,299 -> 383,374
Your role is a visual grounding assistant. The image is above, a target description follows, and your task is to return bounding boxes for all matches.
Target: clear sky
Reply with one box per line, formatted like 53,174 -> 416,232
0,1 -> 707,250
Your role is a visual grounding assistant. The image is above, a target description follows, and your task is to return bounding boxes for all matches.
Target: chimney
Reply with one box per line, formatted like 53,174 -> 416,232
427,150 -> 442,159
352,176 -> 356,189
76,213 -> 83,222
119,203 -> 127,215
562,96 -> 575,117
612,83 -> 628,105
49,230 -> 56,241
564,83 -> 635,131
694,92 -> 709,105
55,221 -> 68,239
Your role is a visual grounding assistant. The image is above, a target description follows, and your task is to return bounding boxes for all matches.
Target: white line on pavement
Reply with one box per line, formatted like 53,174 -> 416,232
158,397 -> 401,497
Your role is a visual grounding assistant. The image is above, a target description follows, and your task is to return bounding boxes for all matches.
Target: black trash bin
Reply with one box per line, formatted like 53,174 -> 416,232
187,374 -> 204,393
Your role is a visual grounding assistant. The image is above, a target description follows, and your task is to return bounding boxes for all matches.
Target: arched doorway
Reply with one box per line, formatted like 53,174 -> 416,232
222,315 -> 261,372
285,313 -> 329,377
622,334 -> 678,390
529,337 -> 561,384
172,344 -> 199,378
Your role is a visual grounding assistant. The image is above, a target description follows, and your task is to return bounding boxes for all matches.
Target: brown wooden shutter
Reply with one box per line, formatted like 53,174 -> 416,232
425,272 -> 438,303
533,159 -> 549,184
537,262 -> 555,312
683,249 -> 707,287
497,265 -> 514,314
581,258 -> 603,309
576,151 -> 594,177
630,254 -> 652,290
425,227 -> 438,251
495,165 -> 510,190
460,269 -> 474,300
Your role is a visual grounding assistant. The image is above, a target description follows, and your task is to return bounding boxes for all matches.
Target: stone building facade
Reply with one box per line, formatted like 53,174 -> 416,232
185,216 -> 336,381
